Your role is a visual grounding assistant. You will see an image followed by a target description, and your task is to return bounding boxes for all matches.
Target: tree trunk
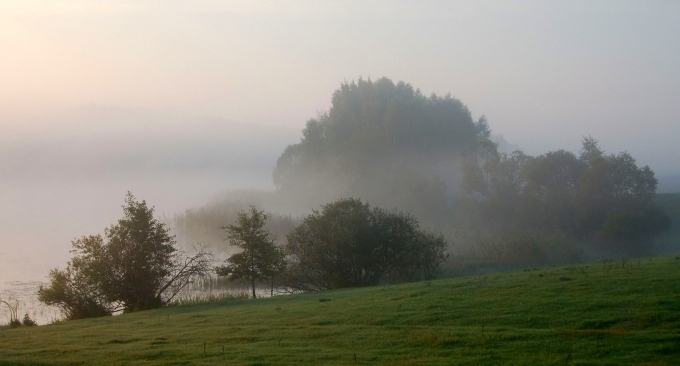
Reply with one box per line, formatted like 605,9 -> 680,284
250,254 -> 256,299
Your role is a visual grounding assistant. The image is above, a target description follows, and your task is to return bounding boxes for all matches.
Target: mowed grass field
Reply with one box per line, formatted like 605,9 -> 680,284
1,256 -> 679,365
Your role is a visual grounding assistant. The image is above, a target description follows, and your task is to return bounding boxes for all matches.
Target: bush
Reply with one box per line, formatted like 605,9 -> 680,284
284,198 -> 447,291
22,314 -> 37,327
9,319 -> 21,329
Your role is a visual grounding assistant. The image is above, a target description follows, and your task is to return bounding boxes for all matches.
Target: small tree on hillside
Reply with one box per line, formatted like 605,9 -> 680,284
216,206 -> 284,298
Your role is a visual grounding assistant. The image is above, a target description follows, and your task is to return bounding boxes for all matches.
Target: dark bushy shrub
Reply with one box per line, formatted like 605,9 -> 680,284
22,314 -> 37,327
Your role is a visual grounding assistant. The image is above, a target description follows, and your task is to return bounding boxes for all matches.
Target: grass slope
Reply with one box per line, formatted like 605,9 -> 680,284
1,256 -> 680,365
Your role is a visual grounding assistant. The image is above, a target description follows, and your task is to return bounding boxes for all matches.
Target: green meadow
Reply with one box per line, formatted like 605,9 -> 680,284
2,255 -> 679,365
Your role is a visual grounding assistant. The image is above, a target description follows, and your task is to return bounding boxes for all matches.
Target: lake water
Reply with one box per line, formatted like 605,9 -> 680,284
0,110 -> 303,326
0,181 -> 256,326
0,241 -> 284,326
0,251 -> 61,325
0,256 -> 278,326
0,177 -> 275,326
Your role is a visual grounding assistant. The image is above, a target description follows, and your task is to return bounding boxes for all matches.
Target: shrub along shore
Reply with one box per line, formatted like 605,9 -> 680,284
1,255 -> 679,365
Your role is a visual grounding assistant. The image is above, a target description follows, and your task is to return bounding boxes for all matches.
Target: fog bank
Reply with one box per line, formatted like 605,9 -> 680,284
0,107 -> 298,281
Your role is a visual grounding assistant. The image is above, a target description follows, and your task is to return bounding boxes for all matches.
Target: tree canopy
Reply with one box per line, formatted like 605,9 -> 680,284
273,77 -> 489,225
38,193 -> 212,319
283,198 -> 447,292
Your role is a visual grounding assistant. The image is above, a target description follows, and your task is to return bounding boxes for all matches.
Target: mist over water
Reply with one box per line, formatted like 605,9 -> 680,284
0,107 -> 299,322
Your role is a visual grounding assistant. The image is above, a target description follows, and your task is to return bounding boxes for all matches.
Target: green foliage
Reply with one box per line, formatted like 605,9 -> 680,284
216,206 -> 285,298
273,77 -> 487,226
598,205 -> 671,255
460,142 -> 530,231
456,231 -> 583,270
653,193 -> 680,252
3,256 -> 680,365
38,193 -> 212,320
461,137 -> 670,256
8,318 -> 21,328
22,314 -> 37,327
103,193 -> 177,310
284,198 -> 447,291
38,263 -> 113,320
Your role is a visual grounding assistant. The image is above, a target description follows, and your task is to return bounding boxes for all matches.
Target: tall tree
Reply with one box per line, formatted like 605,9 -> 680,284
272,78 -> 488,225
101,193 -> 177,310
216,206 -> 283,298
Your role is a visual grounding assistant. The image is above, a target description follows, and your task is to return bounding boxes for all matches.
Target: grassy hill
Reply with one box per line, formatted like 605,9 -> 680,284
1,256 -> 679,365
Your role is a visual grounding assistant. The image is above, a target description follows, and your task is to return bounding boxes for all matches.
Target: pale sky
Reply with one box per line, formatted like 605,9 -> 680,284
2,1 -> 679,168
1,1 -> 679,280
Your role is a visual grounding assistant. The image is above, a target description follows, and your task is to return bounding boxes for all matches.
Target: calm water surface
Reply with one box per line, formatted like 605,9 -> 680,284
0,250 -> 61,325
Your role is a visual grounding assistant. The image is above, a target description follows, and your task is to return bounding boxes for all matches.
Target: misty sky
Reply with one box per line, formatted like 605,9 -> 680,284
1,1 -> 679,280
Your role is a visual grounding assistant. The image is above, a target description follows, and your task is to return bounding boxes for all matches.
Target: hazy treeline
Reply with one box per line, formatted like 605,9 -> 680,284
173,190 -> 299,254
454,137 -> 670,270
173,77 -> 671,273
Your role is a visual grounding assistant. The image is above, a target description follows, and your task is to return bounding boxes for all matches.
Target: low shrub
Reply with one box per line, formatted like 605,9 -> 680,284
22,314 -> 37,327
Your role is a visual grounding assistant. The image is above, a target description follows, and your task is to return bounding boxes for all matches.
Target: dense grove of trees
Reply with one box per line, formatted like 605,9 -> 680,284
216,200 -> 447,294
175,77 -> 670,269
460,137 -> 670,257
273,77 -> 489,226
272,78 -> 670,262
38,194 -> 212,320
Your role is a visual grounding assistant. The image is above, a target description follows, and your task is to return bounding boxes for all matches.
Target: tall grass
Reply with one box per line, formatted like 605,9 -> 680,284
168,275 -> 281,307
169,290 -> 250,307
1,281 -> 62,325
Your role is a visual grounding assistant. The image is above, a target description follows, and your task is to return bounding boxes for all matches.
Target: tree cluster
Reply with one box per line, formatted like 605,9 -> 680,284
461,137 -> 670,256
217,200 -> 448,293
38,193 -> 212,320
273,77 -> 489,226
